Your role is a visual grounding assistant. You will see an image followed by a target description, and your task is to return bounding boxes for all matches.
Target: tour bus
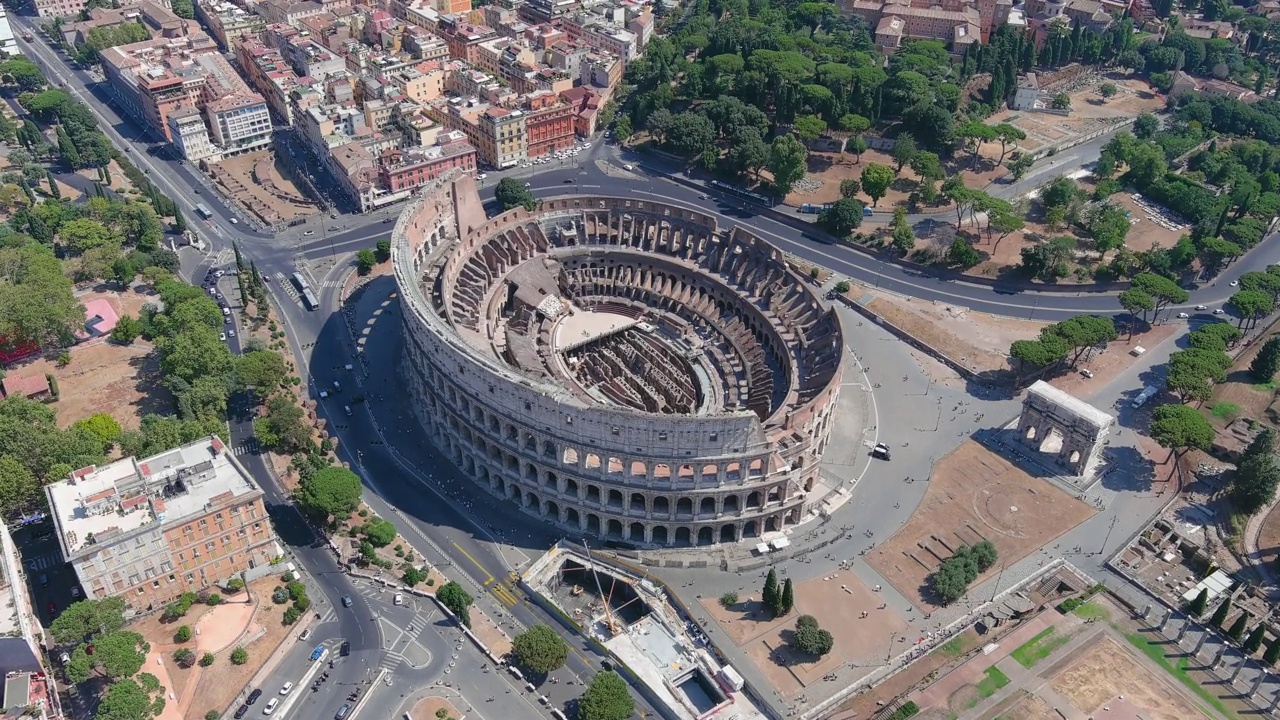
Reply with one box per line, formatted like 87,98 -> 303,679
195,204 -> 213,219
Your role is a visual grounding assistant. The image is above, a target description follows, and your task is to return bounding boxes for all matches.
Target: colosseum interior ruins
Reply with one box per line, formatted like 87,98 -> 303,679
391,172 -> 845,548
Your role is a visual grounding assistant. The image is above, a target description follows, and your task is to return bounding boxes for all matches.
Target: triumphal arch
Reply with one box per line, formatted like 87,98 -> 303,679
1017,381 -> 1114,476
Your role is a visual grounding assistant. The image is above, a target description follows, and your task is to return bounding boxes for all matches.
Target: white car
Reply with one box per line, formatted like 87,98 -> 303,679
263,698 -> 279,715
1195,304 -> 1208,310
228,329 -> 235,337
1215,308 -> 1226,314
476,173 -> 487,180
279,683 -> 293,696
230,218 -> 239,224
1230,280 -> 1239,286
393,592 -> 404,606
1176,312 -> 1189,318
219,332 -> 226,341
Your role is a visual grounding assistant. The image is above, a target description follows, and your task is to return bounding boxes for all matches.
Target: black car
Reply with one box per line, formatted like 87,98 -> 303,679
234,706 -> 249,719
340,641 -> 350,657
246,689 -> 262,705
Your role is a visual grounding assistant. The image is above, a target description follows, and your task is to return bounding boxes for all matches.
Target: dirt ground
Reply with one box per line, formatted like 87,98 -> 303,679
211,151 -> 318,225
410,696 -> 462,720
1050,636 -> 1210,720
185,577 -> 297,717
828,627 -> 982,720
983,690 -> 1055,720
855,291 -> 1048,376
7,290 -> 172,430
784,147 -> 1006,210
1045,322 -> 1179,400
702,573 -> 909,697
988,75 -> 1164,155
868,441 -> 1095,607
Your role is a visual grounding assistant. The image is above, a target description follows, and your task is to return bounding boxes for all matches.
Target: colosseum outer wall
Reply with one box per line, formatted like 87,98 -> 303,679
391,173 -> 844,548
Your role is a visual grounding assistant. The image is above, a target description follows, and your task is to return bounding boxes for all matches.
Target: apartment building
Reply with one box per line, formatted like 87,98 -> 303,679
561,12 -> 638,62
560,85 -> 603,137
197,0 -> 266,50
168,107 -> 218,163
0,520 -> 59,720
437,17 -> 498,63
45,436 -> 280,612
206,93 -> 273,154
261,0 -> 327,25
236,38 -> 303,124
580,52 -> 621,90
378,133 -> 476,191
839,0 -> 1014,48
101,34 -> 219,142
523,90 -> 574,157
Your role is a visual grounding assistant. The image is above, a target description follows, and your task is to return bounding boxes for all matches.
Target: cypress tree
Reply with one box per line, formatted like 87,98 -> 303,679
762,569 -> 778,616
779,578 -> 795,616
1228,611 -> 1250,641
1188,588 -> 1209,617
1211,599 -> 1232,629
1244,624 -> 1266,654
1264,637 -> 1280,665
46,170 -> 60,200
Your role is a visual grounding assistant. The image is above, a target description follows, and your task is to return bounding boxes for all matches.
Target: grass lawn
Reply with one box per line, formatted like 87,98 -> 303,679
1125,632 -> 1239,720
976,665 -> 1011,699
1072,602 -> 1110,622
1011,627 -> 1073,668
938,634 -> 975,659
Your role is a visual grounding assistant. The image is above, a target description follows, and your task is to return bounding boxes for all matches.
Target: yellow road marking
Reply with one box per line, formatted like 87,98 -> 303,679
452,542 -> 494,584
491,584 -> 520,607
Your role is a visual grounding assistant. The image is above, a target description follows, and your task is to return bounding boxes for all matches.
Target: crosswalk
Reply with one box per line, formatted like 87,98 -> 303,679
231,439 -> 260,456
376,651 -> 405,674
24,552 -> 65,572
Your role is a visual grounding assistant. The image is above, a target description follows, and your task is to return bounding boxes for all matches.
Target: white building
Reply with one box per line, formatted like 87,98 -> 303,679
168,108 -> 219,163
1011,73 -> 1041,110
205,93 -> 273,155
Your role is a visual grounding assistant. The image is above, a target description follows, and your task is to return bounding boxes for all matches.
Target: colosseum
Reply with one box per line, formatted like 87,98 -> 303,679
391,173 -> 845,548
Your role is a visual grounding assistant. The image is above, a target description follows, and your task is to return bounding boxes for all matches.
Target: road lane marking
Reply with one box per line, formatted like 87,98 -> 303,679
491,584 -> 520,607
452,542 -> 494,584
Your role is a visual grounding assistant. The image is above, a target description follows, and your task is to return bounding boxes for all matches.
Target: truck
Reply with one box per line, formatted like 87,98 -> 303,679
195,204 -> 213,219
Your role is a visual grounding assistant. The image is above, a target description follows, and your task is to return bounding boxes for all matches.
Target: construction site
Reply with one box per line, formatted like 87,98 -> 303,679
521,545 -> 767,720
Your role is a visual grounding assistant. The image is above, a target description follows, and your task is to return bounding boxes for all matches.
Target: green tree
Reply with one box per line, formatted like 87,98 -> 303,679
1251,337 -> 1280,382
375,239 -> 391,262
255,395 -> 311,453
0,241 -> 86,351
495,178 -> 537,212
762,568 -> 779,615
170,0 -> 194,17
890,133 -> 917,172
1229,289 -> 1274,332
1008,153 -> 1035,180
1098,83 -> 1118,100
1211,599 -> 1232,629
1084,203 -> 1130,262
839,178 -> 861,200
0,455 -> 41,517
767,135 -> 808,195
1228,611 -> 1250,641
1150,404 -> 1215,463
1051,93 -> 1071,110
111,314 -> 141,344
1188,588 -> 1208,616
1231,428 -> 1279,515
579,672 -> 635,720
512,625 -> 569,674
779,577 -> 795,616
1265,637 -> 1280,665
1244,624 -> 1266,654
295,466 -> 362,521
230,647 -> 248,665
1118,288 -> 1155,338
235,350 -> 288,390
1131,273 -> 1189,321
356,248 -> 377,276
50,596 -> 127,644
946,238 -> 981,269
817,198 -> 864,237
94,676 -> 166,720
438,581 -> 473,627
791,615 -> 834,656
859,163 -> 894,207
362,517 -> 397,547
173,647 -> 195,667
83,630 -> 150,680
793,114 -> 827,141
73,413 -> 122,450
199,652 -> 214,667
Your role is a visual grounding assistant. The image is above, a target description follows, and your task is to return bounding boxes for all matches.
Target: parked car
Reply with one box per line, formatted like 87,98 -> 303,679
234,706 -> 249,719
246,689 -> 262,705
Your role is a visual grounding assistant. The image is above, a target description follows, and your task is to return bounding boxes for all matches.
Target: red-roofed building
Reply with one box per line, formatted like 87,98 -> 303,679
0,374 -> 52,402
